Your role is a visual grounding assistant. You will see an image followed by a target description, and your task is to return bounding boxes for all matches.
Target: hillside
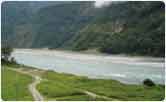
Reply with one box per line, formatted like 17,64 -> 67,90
2,1 -> 165,56
1,1 -> 56,47
2,1 -> 98,48
31,2 -> 98,48
66,1 -> 165,57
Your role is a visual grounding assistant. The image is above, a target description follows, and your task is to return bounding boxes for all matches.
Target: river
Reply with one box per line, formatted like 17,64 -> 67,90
12,49 -> 165,85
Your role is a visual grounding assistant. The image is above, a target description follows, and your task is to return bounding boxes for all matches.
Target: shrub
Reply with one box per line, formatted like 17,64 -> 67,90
1,46 -> 13,62
143,79 -> 155,87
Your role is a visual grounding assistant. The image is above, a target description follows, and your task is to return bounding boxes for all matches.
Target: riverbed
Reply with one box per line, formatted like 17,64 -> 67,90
12,49 -> 165,85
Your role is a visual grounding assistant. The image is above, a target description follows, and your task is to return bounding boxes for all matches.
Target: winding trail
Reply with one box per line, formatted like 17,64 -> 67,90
79,89 -> 118,101
9,68 -> 118,101
9,68 -> 44,101
28,75 -> 44,101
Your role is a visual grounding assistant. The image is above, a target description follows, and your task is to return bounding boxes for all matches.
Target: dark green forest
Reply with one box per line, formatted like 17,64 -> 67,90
2,1 -> 165,57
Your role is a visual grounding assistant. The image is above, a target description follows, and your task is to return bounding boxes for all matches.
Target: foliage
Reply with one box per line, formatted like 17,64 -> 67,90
143,79 -> 156,87
1,1 -> 97,48
2,1 -> 165,57
1,46 -> 13,62
68,1 -> 165,57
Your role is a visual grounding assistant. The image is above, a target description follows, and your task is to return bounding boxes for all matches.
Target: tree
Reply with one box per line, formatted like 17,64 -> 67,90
1,46 -> 13,62
143,79 -> 155,87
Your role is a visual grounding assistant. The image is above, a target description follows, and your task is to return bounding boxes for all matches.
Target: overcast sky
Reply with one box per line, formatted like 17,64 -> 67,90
94,0 -> 112,8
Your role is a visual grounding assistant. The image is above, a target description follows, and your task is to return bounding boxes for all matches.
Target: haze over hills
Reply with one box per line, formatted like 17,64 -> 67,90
2,1 -> 98,48
2,1 -> 165,57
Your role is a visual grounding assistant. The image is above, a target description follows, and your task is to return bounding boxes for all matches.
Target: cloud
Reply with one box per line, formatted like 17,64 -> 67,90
94,1 -> 112,8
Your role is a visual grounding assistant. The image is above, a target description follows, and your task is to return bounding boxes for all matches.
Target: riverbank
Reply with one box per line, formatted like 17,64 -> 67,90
2,63 -> 165,101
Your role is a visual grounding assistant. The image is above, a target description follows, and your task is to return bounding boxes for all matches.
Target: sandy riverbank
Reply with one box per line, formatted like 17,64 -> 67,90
13,48 -> 164,67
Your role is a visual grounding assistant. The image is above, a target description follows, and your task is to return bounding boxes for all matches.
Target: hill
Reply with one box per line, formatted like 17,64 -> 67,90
2,1 -> 99,48
2,1 -> 165,56
66,1 -> 165,56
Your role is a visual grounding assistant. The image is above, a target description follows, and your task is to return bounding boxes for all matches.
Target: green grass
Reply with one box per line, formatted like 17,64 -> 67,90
37,80 -> 83,97
55,95 -> 96,101
37,71 -> 112,100
76,79 -> 165,101
37,80 -> 107,101
2,63 -> 164,101
1,65 -> 33,101
37,70 -> 165,101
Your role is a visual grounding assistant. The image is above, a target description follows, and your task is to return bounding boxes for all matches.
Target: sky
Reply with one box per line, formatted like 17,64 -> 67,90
94,0 -> 112,8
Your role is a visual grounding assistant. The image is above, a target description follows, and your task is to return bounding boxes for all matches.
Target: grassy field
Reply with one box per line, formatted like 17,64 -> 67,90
1,65 -> 33,101
2,64 -> 165,101
37,70 -> 165,101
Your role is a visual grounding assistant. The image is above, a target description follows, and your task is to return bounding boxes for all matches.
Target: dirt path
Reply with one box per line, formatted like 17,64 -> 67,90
80,89 -> 118,101
9,68 -> 44,101
9,68 -> 117,101
28,75 -> 44,101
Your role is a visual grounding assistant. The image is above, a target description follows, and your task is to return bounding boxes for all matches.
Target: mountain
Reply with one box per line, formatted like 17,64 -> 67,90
31,2 -> 99,48
2,1 -> 165,57
1,1 -> 59,47
65,1 -> 165,57
2,2 -> 33,47
2,1 -> 98,48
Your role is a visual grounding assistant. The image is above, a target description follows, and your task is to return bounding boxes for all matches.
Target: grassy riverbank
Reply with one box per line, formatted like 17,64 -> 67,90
1,65 -> 33,101
2,64 -> 165,101
37,70 -> 165,101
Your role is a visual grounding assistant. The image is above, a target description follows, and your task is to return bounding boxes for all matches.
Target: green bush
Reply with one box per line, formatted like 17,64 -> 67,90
143,79 -> 155,87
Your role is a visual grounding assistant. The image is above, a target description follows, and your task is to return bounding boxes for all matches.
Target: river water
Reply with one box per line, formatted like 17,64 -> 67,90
12,49 -> 165,85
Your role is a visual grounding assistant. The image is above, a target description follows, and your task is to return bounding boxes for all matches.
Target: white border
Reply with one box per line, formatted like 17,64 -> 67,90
0,0 -> 165,102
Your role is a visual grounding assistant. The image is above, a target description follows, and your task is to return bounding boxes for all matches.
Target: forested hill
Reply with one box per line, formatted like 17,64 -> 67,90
66,1 -> 165,57
2,1 -> 98,48
2,1 -> 165,57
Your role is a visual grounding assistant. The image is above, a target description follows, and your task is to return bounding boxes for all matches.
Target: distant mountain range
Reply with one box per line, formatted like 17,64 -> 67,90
2,1 -> 165,56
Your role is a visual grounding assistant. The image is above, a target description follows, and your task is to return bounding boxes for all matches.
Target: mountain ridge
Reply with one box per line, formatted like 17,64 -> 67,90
2,1 -> 165,57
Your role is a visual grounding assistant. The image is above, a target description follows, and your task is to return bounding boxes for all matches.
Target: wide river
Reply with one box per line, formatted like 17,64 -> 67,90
12,49 -> 165,85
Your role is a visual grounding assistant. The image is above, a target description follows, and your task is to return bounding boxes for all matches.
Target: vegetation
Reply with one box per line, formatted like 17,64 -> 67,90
37,71 -> 101,101
37,70 -> 165,101
1,46 -> 13,62
69,1 -> 165,57
55,95 -> 94,101
1,1 -> 165,101
1,63 -> 165,101
143,79 -> 156,87
1,65 -> 33,101
2,1 -> 164,56
2,1 -> 97,48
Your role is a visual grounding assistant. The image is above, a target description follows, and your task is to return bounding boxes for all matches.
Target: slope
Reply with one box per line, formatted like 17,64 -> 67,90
67,1 -> 165,57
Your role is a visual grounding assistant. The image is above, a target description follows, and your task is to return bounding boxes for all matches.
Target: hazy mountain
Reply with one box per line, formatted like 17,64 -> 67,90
2,1 -> 98,48
2,1 -> 165,56
64,1 -> 165,56
31,2 -> 99,48
2,1 -> 59,47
